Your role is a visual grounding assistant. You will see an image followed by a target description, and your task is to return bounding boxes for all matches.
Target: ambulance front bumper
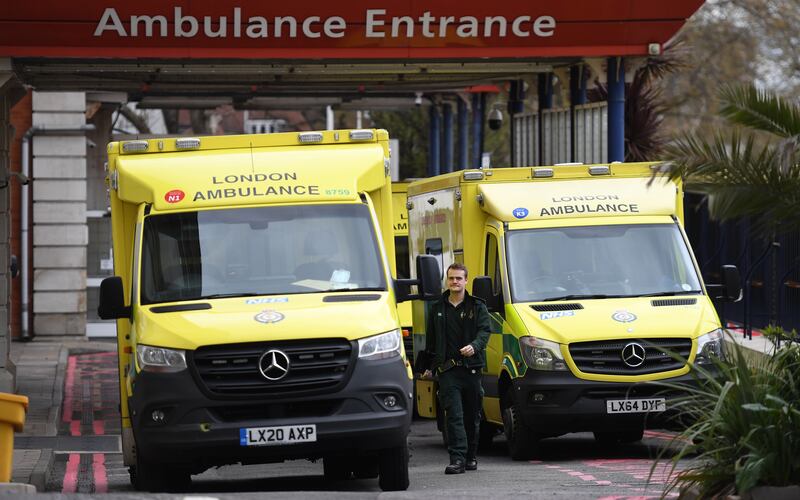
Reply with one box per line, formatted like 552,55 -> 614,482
510,369 -> 707,436
129,355 -> 412,468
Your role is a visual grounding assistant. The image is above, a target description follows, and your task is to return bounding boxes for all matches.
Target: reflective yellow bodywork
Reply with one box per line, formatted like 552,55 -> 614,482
392,182 -> 412,331
407,163 -> 721,426
105,130 -> 409,456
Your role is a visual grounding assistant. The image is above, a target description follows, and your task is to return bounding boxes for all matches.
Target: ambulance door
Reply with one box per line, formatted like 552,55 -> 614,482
480,225 -> 506,424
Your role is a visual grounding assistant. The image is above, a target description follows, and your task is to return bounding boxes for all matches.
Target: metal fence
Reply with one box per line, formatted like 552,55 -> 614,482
512,101 -> 609,167
683,192 -> 800,334
512,112 -> 537,167
574,102 -> 607,165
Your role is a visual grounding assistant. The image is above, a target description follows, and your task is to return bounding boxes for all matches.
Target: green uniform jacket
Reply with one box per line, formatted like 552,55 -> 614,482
424,290 -> 491,371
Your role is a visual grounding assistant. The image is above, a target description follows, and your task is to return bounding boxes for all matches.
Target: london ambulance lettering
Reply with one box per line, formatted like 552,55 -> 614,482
393,211 -> 408,232
539,194 -> 639,217
192,172 -> 321,201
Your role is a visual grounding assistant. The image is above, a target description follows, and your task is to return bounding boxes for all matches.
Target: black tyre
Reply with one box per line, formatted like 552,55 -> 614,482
323,456 -> 353,481
353,456 -> 379,479
593,428 -> 644,445
378,444 -> 410,491
502,388 -> 537,460
478,420 -> 497,451
130,456 -> 191,493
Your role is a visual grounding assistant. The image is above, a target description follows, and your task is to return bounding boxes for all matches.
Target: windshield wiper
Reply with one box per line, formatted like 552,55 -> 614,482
638,290 -> 703,297
541,290 -> 704,301
194,292 -> 263,300
542,294 -> 626,302
325,287 -> 385,293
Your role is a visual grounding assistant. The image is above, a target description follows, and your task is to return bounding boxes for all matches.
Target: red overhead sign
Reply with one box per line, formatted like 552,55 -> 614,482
0,1 -> 705,59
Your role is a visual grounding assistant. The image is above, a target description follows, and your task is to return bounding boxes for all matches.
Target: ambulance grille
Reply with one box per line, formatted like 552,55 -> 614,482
530,303 -> 584,312
568,338 -> 692,375
651,298 -> 697,307
191,339 -> 354,396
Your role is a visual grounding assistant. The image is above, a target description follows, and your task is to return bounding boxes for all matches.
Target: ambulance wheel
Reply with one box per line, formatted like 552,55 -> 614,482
378,444 -> 409,491
478,420 -> 498,451
352,456 -> 379,479
130,457 -> 191,492
323,456 -> 353,481
502,389 -> 537,460
593,428 -> 644,444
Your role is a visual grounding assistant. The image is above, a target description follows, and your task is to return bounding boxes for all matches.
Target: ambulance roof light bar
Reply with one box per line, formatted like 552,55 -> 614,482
298,132 -> 324,143
349,130 -> 374,141
121,141 -> 149,153
175,138 -> 201,150
589,165 -> 611,175
463,170 -> 484,180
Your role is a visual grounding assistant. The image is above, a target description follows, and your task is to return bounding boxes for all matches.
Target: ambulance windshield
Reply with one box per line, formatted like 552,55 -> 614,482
140,203 -> 386,304
506,223 -> 702,303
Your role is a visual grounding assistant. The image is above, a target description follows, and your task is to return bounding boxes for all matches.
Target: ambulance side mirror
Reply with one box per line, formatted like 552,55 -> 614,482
98,276 -> 132,320
706,265 -> 742,302
720,265 -> 742,302
395,255 -> 441,302
416,255 -> 441,299
472,276 -> 500,312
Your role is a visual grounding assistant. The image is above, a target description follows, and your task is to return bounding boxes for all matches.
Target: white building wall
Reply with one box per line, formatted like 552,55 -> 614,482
31,91 -> 87,336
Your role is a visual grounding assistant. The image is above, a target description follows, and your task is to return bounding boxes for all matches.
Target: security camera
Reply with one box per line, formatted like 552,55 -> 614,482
414,92 -> 423,107
487,107 -> 503,130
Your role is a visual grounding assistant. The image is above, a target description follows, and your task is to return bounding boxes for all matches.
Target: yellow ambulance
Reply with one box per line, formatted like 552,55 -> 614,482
392,181 -> 413,360
98,129 -> 438,490
407,163 -> 741,459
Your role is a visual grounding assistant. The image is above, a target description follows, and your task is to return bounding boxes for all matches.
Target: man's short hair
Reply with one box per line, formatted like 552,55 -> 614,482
447,262 -> 468,278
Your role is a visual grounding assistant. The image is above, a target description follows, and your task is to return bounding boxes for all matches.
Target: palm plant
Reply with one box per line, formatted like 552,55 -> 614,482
664,85 -> 800,237
655,340 -> 800,498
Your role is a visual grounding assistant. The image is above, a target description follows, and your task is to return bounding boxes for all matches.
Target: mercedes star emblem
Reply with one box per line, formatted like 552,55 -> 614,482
621,342 -> 646,368
258,349 -> 291,381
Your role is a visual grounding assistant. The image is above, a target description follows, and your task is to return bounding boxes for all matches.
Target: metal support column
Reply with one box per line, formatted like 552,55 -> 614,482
471,93 -> 485,169
570,65 -> 587,162
607,57 -> 625,162
442,102 -> 453,173
508,80 -> 525,167
428,105 -> 441,177
537,73 -> 553,166
457,98 -> 469,170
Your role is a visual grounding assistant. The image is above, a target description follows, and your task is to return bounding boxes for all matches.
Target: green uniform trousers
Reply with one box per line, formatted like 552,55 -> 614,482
439,366 -> 483,462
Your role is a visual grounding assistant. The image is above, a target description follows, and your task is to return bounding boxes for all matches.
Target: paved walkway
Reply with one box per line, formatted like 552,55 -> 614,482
6,337 -> 116,492
2,331 -> 778,493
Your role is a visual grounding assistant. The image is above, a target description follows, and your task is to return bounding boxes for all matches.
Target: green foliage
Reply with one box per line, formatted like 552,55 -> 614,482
664,84 -> 800,237
761,325 -> 799,347
654,340 -> 800,498
370,109 -> 430,179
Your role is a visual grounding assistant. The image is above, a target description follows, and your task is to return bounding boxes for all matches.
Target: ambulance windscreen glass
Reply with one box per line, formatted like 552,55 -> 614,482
506,223 -> 702,303
140,203 -> 386,304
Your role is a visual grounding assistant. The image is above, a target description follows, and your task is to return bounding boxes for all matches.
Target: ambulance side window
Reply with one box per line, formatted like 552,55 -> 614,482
485,233 -> 502,295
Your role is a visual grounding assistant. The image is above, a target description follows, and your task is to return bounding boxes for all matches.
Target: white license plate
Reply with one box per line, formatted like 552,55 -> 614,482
239,424 -> 317,446
606,398 -> 666,414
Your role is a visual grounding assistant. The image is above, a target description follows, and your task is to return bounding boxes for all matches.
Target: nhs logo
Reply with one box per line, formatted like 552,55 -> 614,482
539,311 -> 575,320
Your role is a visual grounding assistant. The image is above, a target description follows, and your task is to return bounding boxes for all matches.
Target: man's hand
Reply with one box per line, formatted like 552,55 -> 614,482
460,344 -> 475,357
422,369 -> 433,379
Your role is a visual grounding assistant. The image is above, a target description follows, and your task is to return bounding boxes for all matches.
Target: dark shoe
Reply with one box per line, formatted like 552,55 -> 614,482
465,457 -> 477,471
444,459 -> 465,474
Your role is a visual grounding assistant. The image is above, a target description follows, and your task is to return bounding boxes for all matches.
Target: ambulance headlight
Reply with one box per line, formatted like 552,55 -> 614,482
358,329 -> 401,360
136,345 -> 187,373
519,336 -> 567,371
695,329 -> 726,365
